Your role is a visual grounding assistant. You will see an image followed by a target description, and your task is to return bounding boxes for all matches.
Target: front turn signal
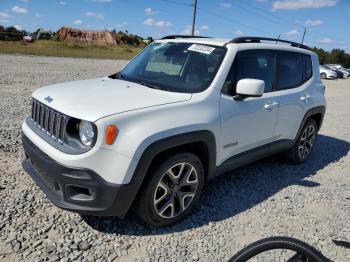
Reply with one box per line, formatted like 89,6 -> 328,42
106,125 -> 118,145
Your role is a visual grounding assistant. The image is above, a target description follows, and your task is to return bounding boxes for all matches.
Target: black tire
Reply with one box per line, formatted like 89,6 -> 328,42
135,152 -> 204,227
229,236 -> 330,262
283,118 -> 318,164
320,72 -> 327,79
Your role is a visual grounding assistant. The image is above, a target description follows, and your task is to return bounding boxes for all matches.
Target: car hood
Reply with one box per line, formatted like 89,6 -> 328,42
327,70 -> 336,74
32,77 -> 192,122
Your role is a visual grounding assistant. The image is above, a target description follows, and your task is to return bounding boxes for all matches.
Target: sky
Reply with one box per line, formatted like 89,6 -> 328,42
0,0 -> 349,51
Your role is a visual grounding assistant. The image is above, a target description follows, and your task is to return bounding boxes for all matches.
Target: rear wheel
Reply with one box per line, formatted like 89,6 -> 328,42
136,152 -> 204,227
283,118 -> 318,164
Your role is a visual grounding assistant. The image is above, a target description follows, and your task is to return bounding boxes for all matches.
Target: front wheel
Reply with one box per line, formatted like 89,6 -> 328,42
283,118 -> 318,164
136,152 -> 204,227
320,72 -> 327,79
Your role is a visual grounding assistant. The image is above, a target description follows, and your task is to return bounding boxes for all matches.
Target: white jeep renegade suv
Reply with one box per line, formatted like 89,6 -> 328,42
22,36 -> 326,227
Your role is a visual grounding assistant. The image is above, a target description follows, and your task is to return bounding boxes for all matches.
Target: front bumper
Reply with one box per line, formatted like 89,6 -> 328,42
22,134 -> 136,217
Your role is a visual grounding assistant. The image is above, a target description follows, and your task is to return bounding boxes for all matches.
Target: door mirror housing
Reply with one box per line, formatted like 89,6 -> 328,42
236,79 -> 265,98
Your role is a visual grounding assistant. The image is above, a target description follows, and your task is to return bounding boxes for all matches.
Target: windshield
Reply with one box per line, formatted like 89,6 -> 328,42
117,42 -> 226,93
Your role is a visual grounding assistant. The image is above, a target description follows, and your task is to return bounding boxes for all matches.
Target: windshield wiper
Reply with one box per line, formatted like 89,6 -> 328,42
137,81 -> 162,90
117,75 -> 163,90
116,72 -> 126,80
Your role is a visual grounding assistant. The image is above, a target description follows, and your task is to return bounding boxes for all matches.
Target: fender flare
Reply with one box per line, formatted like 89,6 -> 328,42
294,105 -> 326,142
119,130 -> 217,216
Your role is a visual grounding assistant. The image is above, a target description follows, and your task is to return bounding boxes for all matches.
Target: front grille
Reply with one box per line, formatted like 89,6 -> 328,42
31,99 -> 67,143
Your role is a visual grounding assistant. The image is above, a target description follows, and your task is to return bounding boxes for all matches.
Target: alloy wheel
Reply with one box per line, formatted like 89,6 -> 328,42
298,125 -> 316,159
153,162 -> 198,219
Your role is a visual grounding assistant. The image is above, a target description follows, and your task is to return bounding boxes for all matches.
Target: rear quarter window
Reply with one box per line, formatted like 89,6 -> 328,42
304,54 -> 313,81
277,51 -> 313,90
277,51 -> 303,90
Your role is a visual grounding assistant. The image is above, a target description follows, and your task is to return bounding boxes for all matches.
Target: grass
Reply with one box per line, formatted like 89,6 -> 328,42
0,40 -> 143,60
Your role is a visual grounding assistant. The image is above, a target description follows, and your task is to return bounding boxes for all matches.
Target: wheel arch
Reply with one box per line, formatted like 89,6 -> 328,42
121,130 -> 217,215
138,130 -> 217,181
294,106 -> 326,141
308,112 -> 323,130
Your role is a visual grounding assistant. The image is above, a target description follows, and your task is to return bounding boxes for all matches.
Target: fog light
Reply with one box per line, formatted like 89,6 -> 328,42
66,185 -> 95,201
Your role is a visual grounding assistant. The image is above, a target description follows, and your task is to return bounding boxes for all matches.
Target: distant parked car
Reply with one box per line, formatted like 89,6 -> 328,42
338,69 -> 349,78
326,64 -> 349,78
319,65 -> 337,79
328,64 -> 348,71
337,66 -> 350,75
22,35 -> 34,43
323,65 -> 344,79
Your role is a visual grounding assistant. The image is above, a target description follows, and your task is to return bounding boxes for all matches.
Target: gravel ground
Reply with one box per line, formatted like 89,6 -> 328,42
0,54 -> 349,261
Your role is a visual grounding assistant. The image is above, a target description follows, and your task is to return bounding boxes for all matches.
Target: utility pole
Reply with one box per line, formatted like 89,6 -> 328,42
301,27 -> 307,44
191,0 -> 197,36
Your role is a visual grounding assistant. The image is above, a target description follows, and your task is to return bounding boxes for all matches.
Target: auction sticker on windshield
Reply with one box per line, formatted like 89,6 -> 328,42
188,44 -> 215,55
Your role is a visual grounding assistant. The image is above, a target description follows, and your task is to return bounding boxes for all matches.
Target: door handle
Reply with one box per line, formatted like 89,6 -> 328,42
300,94 -> 311,102
264,102 -> 279,109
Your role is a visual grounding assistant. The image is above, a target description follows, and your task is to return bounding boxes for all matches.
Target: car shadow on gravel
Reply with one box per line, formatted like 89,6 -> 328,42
82,134 -> 350,235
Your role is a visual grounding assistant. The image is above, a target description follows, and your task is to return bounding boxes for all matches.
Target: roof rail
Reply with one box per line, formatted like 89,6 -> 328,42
161,35 -> 211,40
229,36 -> 310,50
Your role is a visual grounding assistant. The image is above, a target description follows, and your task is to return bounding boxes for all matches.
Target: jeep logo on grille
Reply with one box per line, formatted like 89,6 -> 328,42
44,96 -> 53,103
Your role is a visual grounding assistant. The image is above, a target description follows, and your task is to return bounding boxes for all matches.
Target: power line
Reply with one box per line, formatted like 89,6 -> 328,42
197,7 -> 272,36
229,0 -> 314,43
226,0 -> 348,46
227,1 -> 314,43
238,0 -> 348,44
157,0 -> 285,37
240,0 -> 298,29
230,1 -> 295,31
158,0 -> 273,36
126,0 -> 347,46
159,0 -> 191,7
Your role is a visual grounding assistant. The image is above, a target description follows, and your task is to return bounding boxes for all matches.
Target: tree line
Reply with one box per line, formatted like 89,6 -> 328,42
311,47 -> 350,67
0,25 -> 26,41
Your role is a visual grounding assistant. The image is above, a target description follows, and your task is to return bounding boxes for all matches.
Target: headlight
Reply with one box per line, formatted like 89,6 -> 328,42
79,120 -> 95,146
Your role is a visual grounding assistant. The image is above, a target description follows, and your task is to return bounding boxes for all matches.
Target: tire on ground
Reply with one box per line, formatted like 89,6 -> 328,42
283,118 -> 318,164
135,152 -> 204,227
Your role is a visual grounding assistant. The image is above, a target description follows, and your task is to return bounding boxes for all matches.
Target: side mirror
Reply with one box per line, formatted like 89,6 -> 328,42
236,79 -> 265,98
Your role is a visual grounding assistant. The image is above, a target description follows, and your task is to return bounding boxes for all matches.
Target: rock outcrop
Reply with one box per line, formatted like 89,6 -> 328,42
57,27 -> 116,45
